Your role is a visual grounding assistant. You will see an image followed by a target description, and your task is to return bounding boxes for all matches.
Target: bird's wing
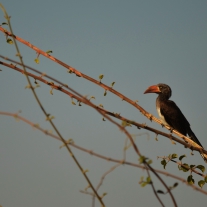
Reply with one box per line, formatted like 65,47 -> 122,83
159,100 -> 190,136
160,100 -> 203,148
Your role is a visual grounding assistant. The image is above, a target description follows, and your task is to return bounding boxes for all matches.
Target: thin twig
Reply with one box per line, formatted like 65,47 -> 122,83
1,111 -> 207,195
0,6 -> 105,206
1,59 -> 206,156
0,27 -> 205,155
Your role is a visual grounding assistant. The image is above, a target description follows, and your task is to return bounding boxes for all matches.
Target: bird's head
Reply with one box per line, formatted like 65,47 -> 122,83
144,83 -> 172,99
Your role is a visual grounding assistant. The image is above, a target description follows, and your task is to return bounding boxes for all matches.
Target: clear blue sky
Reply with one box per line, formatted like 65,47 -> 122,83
1,1 -> 207,206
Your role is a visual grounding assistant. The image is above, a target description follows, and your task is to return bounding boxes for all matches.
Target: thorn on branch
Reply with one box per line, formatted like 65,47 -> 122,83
114,113 -> 120,118
59,139 -> 74,149
16,53 -> 21,58
32,123 -> 39,128
25,84 -> 34,89
82,169 -> 89,174
84,185 -> 91,191
40,73 -> 46,78
45,114 -> 55,121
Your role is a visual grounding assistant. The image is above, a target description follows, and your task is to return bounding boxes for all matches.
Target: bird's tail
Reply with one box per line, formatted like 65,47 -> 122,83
187,128 -> 203,147
187,128 -> 207,163
200,153 -> 207,163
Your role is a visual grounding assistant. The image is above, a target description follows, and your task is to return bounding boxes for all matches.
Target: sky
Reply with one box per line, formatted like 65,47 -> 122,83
1,1 -> 207,206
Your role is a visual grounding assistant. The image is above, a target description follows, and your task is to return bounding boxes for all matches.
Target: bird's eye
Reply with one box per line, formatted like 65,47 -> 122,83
159,86 -> 162,89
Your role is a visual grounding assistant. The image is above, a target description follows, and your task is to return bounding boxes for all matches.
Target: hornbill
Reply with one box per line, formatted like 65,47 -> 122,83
144,83 -> 207,163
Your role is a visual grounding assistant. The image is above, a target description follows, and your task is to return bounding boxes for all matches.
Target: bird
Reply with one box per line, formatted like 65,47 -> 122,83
144,83 -> 207,163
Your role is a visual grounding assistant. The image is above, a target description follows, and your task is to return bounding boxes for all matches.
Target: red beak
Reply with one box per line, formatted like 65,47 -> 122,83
144,85 -> 161,94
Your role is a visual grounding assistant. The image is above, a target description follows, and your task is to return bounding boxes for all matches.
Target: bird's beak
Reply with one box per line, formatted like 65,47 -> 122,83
144,85 -> 161,94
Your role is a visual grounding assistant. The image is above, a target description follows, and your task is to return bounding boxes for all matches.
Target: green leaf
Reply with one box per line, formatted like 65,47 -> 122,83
180,163 -> 189,172
198,180 -> 205,188
173,182 -> 178,188
104,90 -> 107,96
46,50 -> 53,54
141,182 -> 147,187
50,116 -> 55,120
99,74 -> 104,80
101,192 -> 107,198
171,154 -> 178,159
204,176 -> 207,183
90,96 -> 95,100
190,165 -> 196,169
161,159 -> 167,169
139,156 -> 146,164
187,175 -> 194,184
157,190 -> 164,194
111,82 -> 115,87
34,58 -> 39,64
71,100 -> 76,105
2,22 -> 8,25
25,84 -> 31,89
140,176 -> 144,182
147,159 -> 152,165
7,38 -> 13,44
196,165 -> 205,173
146,176 -> 151,183
179,154 -> 186,161
121,120 -> 132,127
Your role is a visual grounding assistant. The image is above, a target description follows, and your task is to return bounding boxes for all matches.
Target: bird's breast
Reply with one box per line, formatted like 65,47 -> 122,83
156,106 -> 168,125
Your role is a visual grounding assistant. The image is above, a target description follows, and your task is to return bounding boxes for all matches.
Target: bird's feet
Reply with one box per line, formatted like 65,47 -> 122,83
169,127 -> 174,133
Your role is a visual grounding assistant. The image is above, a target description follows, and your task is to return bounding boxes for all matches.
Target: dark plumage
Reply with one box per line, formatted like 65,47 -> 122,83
144,83 -> 206,162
